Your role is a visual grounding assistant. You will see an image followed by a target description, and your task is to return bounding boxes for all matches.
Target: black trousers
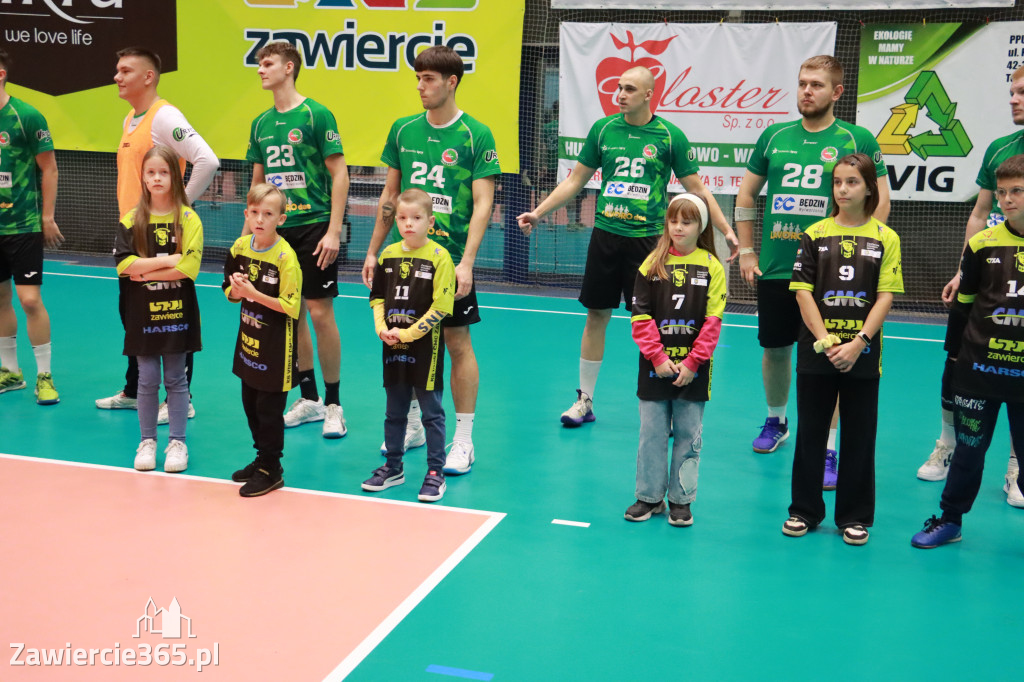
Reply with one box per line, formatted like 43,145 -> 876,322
789,372 -> 879,529
240,381 -> 288,468
940,394 -> 1024,524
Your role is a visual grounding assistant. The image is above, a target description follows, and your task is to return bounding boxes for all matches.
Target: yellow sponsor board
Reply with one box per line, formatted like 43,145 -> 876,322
7,0 -> 524,171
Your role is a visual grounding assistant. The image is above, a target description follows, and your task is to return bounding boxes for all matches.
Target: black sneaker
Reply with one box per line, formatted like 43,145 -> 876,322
418,470 -> 446,502
232,459 -> 259,483
362,465 -> 405,492
624,499 -> 665,521
668,502 -> 693,527
239,467 -> 284,497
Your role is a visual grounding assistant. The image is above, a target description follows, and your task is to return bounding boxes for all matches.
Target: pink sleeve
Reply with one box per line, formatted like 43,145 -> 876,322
682,316 -> 722,373
631,318 -> 670,368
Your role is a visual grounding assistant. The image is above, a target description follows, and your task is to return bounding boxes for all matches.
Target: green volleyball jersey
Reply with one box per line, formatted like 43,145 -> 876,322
790,217 -> 903,379
381,111 -> 500,260
0,96 -> 54,235
246,98 -> 344,228
578,114 -> 698,238
976,130 -> 1024,226
748,119 -> 887,280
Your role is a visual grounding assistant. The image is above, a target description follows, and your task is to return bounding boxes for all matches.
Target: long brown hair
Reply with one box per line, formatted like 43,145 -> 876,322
646,193 -> 718,280
132,145 -> 189,257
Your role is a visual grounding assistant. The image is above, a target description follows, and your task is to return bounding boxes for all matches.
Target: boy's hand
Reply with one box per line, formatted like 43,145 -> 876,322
230,271 -> 256,299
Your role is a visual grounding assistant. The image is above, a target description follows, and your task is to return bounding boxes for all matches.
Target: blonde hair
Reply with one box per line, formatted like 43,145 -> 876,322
646,194 -> 718,281
132,145 -> 188,258
800,55 -> 843,87
396,188 -> 433,215
247,183 -> 287,214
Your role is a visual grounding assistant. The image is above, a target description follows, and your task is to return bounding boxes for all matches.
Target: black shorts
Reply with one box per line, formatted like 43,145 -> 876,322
0,233 -> 44,286
278,222 -> 338,299
578,228 -> 658,311
443,283 -> 481,328
757,278 -> 801,348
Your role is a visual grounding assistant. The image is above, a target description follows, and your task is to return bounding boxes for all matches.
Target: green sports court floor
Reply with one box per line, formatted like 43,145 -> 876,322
2,259 -> 1020,681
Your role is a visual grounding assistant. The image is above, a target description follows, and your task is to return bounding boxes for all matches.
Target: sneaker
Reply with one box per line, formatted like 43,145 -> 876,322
560,389 -> 595,427
911,515 -> 962,549
378,421 -> 426,455
823,449 -> 838,491
239,467 -> 284,497
322,404 -> 348,439
1004,469 -> 1024,508
843,525 -> 869,546
917,440 -> 954,481
782,516 -> 808,537
668,502 -> 693,527
283,397 -> 325,428
361,465 -> 405,491
157,401 -> 196,425
34,372 -> 59,405
0,367 -> 26,394
95,391 -> 137,410
134,439 -> 157,471
164,440 -> 188,473
443,441 -> 475,475
624,499 -> 665,522
753,417 -> 789,453
418,470 -> 446,502
232,458 -> 259,483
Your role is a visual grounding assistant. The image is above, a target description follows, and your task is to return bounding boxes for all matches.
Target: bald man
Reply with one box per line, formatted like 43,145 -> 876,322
518,66 -> 737,426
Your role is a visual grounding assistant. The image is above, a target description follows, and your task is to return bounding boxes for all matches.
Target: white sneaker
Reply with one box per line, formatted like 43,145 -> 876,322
97,391 -> 138,410
560,389 -> 595,427
917,440 -> 954,481
283,397 -> 326,428
157,401 -> 196,425
134,439 -> 157,471
1005,467 -> 1024,508
443,441 -> 475,475
379,421 -> 427,454
322,404 -> 348,439
164,439 -> 189,473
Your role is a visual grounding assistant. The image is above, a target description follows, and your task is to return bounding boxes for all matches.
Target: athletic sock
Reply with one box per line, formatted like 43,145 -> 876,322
408,399 -> 422,427
768,404 -> 787,424
32,342 -> 51,375
324,381 -> 340,406
454,412 -> 475,444
939,408 -> 955,448
298,369 -> 319,402
579,358 -> 601,400
0,336 -> 18,372
827,428 -> 838,451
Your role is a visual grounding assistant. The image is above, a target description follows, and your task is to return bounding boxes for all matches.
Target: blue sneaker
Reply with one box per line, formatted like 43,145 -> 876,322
823,449 -> 838,491
752,417 -> 789,453
911,515 -> 962,549
418,470 -> 446,502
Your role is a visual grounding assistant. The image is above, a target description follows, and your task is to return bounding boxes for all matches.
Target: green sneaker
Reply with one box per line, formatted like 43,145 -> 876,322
34,372 -> 59,405
0,367 -> 26,394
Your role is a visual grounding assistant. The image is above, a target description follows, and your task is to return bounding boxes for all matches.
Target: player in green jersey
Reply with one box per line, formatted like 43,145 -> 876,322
735,56 -> 890,487
247,41 -> 350,441
918,65 -> 1024,501
362,46 -> 499,476
517,66 -> 737,428
0,47 -> 63,405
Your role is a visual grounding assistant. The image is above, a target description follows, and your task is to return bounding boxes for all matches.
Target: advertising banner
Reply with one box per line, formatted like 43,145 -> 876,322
558,22 -> 837,194
858,22 -> 1024,202
553,0 -> 1011,9
2,0 -> 525,170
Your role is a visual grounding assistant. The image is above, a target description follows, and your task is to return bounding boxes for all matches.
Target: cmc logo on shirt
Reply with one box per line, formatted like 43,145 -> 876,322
771,194 -> 828,217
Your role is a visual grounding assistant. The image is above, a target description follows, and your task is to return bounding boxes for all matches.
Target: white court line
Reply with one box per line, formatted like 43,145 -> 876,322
0,453 -> 506,682
551,519 -> 591,528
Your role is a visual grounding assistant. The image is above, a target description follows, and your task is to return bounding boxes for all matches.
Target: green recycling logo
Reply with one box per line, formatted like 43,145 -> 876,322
875,71 -> 973,160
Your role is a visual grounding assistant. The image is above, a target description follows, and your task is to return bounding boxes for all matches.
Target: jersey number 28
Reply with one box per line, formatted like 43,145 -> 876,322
780,163 -> 823,189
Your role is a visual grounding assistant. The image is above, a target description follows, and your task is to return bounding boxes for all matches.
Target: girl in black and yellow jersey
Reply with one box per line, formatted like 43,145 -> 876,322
114,146 -> 202,474
783,153 -> 903,546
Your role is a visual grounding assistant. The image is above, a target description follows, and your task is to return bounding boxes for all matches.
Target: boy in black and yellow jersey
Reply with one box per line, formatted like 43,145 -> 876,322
363,189 -> 455,503
913,155 -> 1024,548
223,184 -> 302,498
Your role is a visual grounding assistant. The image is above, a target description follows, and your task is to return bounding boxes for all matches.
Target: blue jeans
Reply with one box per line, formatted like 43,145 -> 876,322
137,353 -> 188,441
636,399 -> 704,505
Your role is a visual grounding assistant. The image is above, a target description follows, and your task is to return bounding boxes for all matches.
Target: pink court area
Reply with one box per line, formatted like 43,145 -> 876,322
0,455 -> 502,680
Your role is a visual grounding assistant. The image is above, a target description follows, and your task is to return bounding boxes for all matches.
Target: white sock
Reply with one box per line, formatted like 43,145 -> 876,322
0,336 -> 18,372
939,409 -> 955,447
407,399 -> 422,427
1009,447 -> 1018,474
454,412 -> 474,444
32,342 -> 51,375
827,428 -> 838,451
580,358 -> 601,400
768,405 -> 787,423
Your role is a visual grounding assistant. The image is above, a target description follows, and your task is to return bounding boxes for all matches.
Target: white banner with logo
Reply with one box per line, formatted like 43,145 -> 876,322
857,22 -> 1024,202
553,0 -> 1010,8
558,22 -> 837,194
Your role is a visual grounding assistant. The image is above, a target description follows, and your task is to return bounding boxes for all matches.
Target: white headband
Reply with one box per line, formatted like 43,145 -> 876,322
669,192 -> 709,233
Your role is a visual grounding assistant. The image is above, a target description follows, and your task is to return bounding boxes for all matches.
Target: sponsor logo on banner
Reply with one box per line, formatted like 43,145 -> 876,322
770,194 -> 828,217
429,193 -> 453,214
266,172 -> 307,190
603,182 -> 651,200
595,30 -> 675,116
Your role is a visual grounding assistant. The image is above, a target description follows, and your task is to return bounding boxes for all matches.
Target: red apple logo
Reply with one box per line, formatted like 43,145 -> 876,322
595,31 -> 675,117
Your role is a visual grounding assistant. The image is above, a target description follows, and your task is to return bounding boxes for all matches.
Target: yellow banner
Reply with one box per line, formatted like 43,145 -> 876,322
6,0 -> 524,171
